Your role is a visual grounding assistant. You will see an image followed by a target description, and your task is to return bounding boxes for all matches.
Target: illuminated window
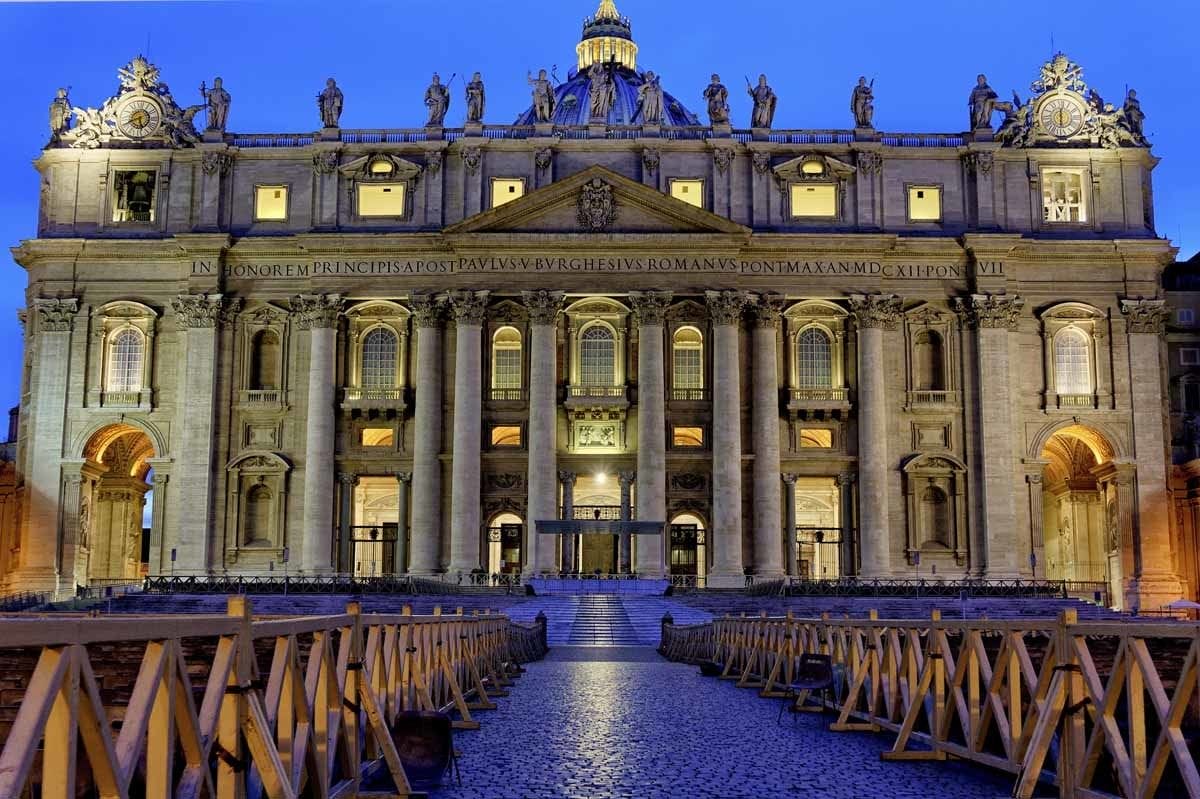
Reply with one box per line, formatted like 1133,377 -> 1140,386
361,327 -> 398,389
492,327 -> 523,389
491,426 -> 523,447
1041,169 -> 1087,223
673,426 -> 704,448
358,183 -> 406,217
800,158 -> 826,176
254,185 -> 289,221
907,186 -> 942,222
106,328 -> 144,392
797,327 -> 833,387
368,158 -> 395,176
579,325 -> 616,386
789,184 -> 837,218
799,429 -> 833,448
491,178 -> 526,208
672,326 -> 703,390
1053,328 -> 1091,394
360,428 -> 395,447
111,170 -> 157,223
669,179 -> 704,208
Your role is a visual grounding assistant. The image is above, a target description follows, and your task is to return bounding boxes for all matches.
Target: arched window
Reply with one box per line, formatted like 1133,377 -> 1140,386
796,327 -> 832,387
243,484 -> 272,545
914,330 -> 945,391
580,325 -> 616,386
921,486 -> 950,548
249,330 -> 280,390
361,327 -> 398,389
106,328 -> 144,392
492,327 -> 523,389
672,327 -> 704,390
1054,328 -> 1091,395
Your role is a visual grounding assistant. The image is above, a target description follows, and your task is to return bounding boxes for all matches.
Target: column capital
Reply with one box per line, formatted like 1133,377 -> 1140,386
338,472 -> 359,487
628,290 -> 673,326
557,470 -> 577,486
618,470 -> 637,487
289,293 -> 343,330
32,297 -> 79,333
410,292 -> 446,329
448,289 -> 490,326
953,293 -> 1023,331
395,471 -> 413,484
522,290 -> 565,326
1120,298 -> 1169,335
781,473 -> 798,486
173,293 -> 241,329
835,472 -> 857,487
749,292 -> 785,328
705,290 -> 751,326
849,293 -> 903,330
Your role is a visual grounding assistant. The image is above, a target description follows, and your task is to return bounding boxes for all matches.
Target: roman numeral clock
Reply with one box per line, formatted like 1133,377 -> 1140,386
115,96 -> 163,139
1036,93 -> 1086,139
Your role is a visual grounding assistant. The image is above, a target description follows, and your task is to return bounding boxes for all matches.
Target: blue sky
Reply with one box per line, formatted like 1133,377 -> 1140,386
1,0 -> 1198,415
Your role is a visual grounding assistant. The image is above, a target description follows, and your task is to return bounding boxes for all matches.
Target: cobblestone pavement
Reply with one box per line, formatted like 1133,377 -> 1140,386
429,646 -> 1016,799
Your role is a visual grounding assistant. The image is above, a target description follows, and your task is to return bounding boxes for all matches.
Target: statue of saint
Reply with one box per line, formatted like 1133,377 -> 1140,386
850,76 -> 875,128
49,87 -> 70,141
747,74 -> 777,128
200,77 -> 231,132
465,72 -> 485,123
425,73 -> 450,127
1087,88 -> 1105,113
969,74 -> 999,130
528,69 -> 555,123
317,78 -> 343,128
1122,89 -> 1145,138
704,74 -> 730,125
636,71 -> 664,125
588,62 -> 615,120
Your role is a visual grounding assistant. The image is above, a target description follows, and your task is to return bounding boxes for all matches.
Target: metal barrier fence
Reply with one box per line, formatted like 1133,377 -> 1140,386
141,574 -> 461,596
0,598 -> 547,798
661,611 -> 1200,798
784,576 -> 1110,605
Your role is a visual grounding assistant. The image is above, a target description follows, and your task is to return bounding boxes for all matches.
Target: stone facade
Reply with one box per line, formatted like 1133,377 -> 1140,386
1,7 -> 1187,607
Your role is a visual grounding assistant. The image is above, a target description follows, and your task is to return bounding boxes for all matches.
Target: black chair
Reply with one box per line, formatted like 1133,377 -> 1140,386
698,659 -> 723,677
777,654 -> 835,722
388,710 -> 461,788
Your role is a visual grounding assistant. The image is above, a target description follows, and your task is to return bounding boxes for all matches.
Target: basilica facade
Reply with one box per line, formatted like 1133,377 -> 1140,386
2,2 -> 1187,609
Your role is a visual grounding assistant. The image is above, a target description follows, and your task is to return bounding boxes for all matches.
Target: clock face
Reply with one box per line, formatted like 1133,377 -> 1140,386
116,98 -> 162,138
1039,96 -> 1085,138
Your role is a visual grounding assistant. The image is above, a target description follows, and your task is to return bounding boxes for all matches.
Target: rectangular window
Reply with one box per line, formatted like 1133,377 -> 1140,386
111,170 -> 157,223
491,178 -> 526,208
1041,169 -> 1088,224
254,185 -> 289,221
669,179 -> 704,208
493,348 -> 522,389
1186,383 -> 1200,413
673,426 -> 705,448
1179,308 -> 1195,325
358,183 -> 406,217
491,425 -> 523,448
790,184 -> 837,218
907,186 -> 942,222
1182,348 -> 1200,367
800,429 -> 833,448
360,428 -> 395,447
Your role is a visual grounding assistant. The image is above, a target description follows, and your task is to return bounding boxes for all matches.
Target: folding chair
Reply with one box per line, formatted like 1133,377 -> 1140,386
777,653 -> 834,723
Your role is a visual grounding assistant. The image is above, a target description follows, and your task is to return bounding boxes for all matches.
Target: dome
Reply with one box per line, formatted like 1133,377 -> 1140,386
513,64 -> 700,127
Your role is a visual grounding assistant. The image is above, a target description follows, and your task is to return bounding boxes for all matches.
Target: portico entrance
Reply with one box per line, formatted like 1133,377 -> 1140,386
78,423 -> 157,587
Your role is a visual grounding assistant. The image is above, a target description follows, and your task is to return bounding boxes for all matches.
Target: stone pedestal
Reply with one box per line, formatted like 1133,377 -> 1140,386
711,122 -> 732,138
751,126 -> 770,141
202,130 -> 224,144
460,124 -> 480,138
707,291 -> 750,584
630,291 -> 671,577
854,127 -> 877,142
448,291 -> 488,574
641,124 -> 661,138
750,297 -> 784,577
319,126 -> 340,142
534,123 -> 555,137
409,295 -> 445,575
523,291 -> 564,575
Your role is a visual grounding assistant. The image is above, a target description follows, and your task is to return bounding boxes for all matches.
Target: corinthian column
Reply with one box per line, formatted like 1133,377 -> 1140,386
409,294 -> 445,574
1120,299 -> 1183,607
706,290 -> 750,586
172,293 -> 240,574
523,290 -> 564,574
630,291 -> 672,577
448,290 -> 489,574
956,293 -> 1023,577
849,293 -> 901,577
751,293 -> 784,578
559,470 -> 576,572
618,470 -> 636,573
292,293 -> 342,573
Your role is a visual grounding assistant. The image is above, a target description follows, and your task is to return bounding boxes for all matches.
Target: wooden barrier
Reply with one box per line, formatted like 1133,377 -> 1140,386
0,598 -> 546,798
661,610 -> 1200,798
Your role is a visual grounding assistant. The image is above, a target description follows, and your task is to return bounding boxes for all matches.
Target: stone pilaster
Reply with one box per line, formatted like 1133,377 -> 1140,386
618,470 -> 635,574
147,469 -> 170,573
750,294 -> 784,577
1025,472 -> 1046,577
782,474 -> 798,577
849,293 -> 902,577
171,293 -> 239,575
337,472 -> 358,572
706,290 -> 750,586
291,293 -> 342,573
559,471 -> 576,573
957,293 -> 1023,576
630,290 -> 672,577
395,472 -> 411,574
1120,299 -> 1183,608
448,290 -> 489,574
837,472 -> 857,574
59,467 -> 85,589
522,290 -> 563,574
409,293 -> 445,574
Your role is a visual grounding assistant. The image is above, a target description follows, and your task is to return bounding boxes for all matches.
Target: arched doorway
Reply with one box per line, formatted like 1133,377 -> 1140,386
79,423 -> 157,585
795,478 -> 841,578
487,512 -> 523,575
668,513 -> 706,580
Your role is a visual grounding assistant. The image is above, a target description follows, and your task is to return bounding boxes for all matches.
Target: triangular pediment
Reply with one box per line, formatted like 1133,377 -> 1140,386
443,165 -> 750,237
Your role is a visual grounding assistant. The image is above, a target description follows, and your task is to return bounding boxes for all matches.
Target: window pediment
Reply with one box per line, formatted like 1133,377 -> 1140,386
339,153 -> 423,182
227,451 -> 292,473
772,154 -> 856,183
902,453 -> 967,473
1039,301 -> 1106,321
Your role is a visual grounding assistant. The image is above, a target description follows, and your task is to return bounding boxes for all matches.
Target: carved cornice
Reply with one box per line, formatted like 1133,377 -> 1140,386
201,151 -> 233,176
706,290 -> 750,326
409,293 -> 445,329
628,291 -> 673,327
522,290 -> 564,326
1120,298 -> 1169,335
290,294 -> 343,330
848,293 -> 903,330
33,297 -> 78,333
750,292 -> 784,328
448,290 -> 490,326
172,293 -> 238,329
955,293 -> 1024,331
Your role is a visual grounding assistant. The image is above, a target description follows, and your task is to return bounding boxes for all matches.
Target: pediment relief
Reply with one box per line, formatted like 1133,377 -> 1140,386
95,300 -> 158,320
903,453 -> 967,473
346,300 -> 410,319
772,154 -> 856,183
906,303 -> 951,325
566,296 -> 630,316
227,450 -> 292,473
785,300 -> 847,319
1039,301 -> 1106,321
490,300 -> 529,324
242,302 -> 289,326
339,153 -> 423,182
667,299 -> 708,322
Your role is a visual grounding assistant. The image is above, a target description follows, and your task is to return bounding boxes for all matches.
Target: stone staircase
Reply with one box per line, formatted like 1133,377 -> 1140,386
506,595 -> 713,645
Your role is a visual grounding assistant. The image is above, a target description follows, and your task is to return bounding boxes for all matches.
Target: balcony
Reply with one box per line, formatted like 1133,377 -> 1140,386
786,386 -> 851,420
98,389 -> 152,410
1054,393 -> 1097,410
564,384 -> 629,409
341,387 -> 407,416
669,388 -> 710,403
906,390 -> 959,411
488,388 -> 528,403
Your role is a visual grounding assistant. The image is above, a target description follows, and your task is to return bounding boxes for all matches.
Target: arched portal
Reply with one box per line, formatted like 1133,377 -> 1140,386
668,513 -> 706,579
487,512 -> 524,575
79,423 -> 157,585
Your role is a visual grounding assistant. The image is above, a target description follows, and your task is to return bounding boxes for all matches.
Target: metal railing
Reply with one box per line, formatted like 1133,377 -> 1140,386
142,574 -> 462,596
782,576 -> 1107,601
0,591 -> 48,612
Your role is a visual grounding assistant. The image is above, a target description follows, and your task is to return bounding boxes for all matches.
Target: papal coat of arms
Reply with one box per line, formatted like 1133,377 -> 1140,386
577,178 -> 617,232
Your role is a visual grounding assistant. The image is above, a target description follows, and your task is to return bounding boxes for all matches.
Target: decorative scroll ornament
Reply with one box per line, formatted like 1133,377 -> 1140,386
461,146 -> 482,175
535,147 -> 553,174
855,151 -> 883,175
289,294 -> 343,330
752,152 -> 771,175
521,290 -> 564,326
312,150 -> 340,175
409,292 -> 446,328
642,148 -> 661,176
448,290 -> 490,326
750,292 -> 784,328
712,147 -> 734,175
577,178 -> 617,232
705,290 -> 750,326
848,293 -> 903,331
426,150 -> 444,175
173,293 -> 238,329
953,293 -> 1024,331
201,151 -> 233,176
33,297 -> 78,332
628,291 -> 673,326
961,152 -> 993,176
1120,298 -> 1170,335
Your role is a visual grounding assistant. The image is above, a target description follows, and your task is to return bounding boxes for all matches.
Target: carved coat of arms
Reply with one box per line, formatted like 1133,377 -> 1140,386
577,178 -> 617,232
